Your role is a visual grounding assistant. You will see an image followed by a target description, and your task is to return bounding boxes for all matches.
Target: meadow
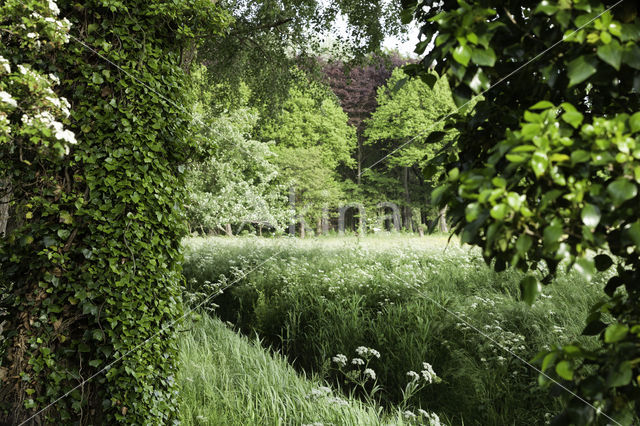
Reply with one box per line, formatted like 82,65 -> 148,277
179,235 -> 608,425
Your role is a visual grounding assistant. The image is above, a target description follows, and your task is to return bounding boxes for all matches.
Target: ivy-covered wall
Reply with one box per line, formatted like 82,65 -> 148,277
0,0 -> 229,423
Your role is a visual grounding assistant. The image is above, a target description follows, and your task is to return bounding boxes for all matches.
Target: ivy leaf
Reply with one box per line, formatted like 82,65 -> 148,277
520,275 -> 541,306
596,40 -> 623,70
604,323 -> 629,343
580,203 -> 601,228
566,55 -> 597,87
452,44 -> 472,67
607,179 -> 637,206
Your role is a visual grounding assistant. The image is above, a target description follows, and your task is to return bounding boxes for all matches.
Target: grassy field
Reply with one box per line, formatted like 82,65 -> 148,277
180,235 -> 608,425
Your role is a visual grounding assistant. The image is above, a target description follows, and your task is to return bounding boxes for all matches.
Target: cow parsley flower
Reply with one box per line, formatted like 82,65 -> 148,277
351,357 -> 364,366
406,370 -> 420,381
331,354 -> 347,368
421,362 -> 438,384
363,368 -> 376,380
403,410 -> 416,419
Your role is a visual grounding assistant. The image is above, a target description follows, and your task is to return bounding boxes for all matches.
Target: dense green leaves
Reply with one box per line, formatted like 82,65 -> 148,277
0,0 -> 230,422
405,0 -> 640,423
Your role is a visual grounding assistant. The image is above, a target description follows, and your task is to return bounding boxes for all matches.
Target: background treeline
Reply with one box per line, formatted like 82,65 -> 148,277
185,53 -> 458,237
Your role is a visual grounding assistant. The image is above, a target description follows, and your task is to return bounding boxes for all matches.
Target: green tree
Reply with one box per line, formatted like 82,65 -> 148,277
260,75 -> 356,235
404,0 -> 640,423
365,68 -> 457,232
198,0 -> 406,113
185,108 -> 289,235
0,0 -> 229,422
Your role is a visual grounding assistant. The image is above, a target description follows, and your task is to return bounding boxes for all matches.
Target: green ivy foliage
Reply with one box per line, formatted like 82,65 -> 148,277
0,0 -> 230,423
404,0 -> 640,424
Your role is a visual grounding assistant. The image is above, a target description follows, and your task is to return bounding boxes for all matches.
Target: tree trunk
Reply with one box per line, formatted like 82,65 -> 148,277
439,206 -> 449,233
258,224 -> 263,237
225,223 -> 233,236
403,167 -> 413,232
317,216 -> 322,236
0,179 -> 9,237
300,221 -> 305,238
356,133 -> 362,185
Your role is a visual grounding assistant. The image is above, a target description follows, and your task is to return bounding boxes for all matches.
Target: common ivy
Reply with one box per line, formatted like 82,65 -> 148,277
0,0 -> 230,423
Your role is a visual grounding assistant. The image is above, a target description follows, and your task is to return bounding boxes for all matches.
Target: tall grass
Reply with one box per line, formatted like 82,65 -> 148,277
177,313 -> 424,425
182,235 -> 607,425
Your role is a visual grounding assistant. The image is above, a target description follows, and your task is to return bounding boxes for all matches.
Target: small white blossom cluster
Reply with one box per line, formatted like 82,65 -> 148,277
331,354 -> 347,368
406,370 -> 420,381
0,91 -> 17,108
355,346 -> 381,359
20,110 -> 77,153
0,56 -> 10,75
418,409 -> 442,426
351,357 -> 364,366
48,0 -> 60,15
402,409 -> 441,425
363,368 -> 376,380
308,386 -> 332,399
421,362 -> 438,384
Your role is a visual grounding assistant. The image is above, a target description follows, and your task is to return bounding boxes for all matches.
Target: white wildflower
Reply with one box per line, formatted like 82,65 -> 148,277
48,0 -> 60,15
0,91 -> 17,108
309,386 -> 331,398
363,368 -> 376,380
351,357 -> 364,366
27,32 -> 37,39
0,56 -> 10,74
332,354 -> 347,368
403,410 -> 416,419
327,396 -> 349,406
406,370 -> 420,381
355,346 -> 381,359
46,96 -> 61,108
49,73 -> 60,85
421,362 -> 438,384
18,64 -> 28,75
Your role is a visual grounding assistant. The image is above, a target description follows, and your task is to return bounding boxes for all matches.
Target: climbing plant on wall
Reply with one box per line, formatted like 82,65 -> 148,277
0,0 -> 230,423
